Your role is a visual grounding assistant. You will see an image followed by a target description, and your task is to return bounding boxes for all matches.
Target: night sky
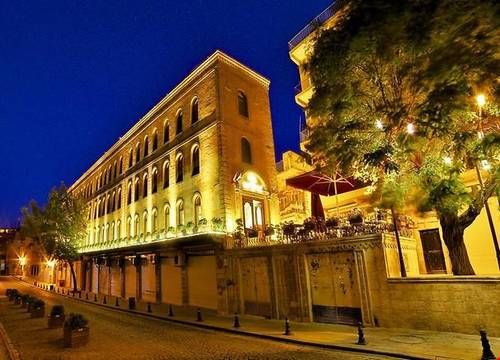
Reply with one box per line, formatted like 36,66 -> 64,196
0,1 -> 331,227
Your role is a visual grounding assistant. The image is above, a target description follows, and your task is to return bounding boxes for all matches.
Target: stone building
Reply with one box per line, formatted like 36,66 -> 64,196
65,51 -> 281,310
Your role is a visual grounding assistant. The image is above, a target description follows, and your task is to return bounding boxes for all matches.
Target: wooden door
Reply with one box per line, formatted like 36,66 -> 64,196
420,229 -> 447,273
240,257 -> 272,317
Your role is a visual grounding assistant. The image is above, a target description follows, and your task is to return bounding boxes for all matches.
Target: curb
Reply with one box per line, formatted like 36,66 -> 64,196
20,280 -> 430,360
0,318 -> 22,360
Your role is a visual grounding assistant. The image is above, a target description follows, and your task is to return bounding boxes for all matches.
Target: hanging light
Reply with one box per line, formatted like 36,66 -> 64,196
406,123 -> 415,135
443,156 -> 452,165
476,94 -> 486,107
375,119 -> 384,130
481,160 -> 491,171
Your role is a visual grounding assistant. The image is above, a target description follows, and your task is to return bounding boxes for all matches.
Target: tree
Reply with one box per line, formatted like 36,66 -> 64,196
21,184 -> 87,291
306,0 -> 499,275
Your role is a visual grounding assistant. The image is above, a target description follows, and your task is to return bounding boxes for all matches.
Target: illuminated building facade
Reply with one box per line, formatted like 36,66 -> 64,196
65,51 -> 280,309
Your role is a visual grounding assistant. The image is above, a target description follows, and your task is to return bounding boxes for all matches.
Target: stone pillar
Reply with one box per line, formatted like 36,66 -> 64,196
155,254 -> 162,304
120,257 -> 126,298
135,255 -> 142,300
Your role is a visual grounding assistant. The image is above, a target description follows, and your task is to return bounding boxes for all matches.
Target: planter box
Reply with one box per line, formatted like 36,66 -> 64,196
14,297 -> 21,305
48,314 -> 66,329
64,327 -> 89,348
31,306 -> 45,318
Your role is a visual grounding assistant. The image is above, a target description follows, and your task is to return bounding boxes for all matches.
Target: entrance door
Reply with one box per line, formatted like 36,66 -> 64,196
240,257 -> 272,318
308,252 -> 361,325
242,197 -> 265,231
420,229 -> 446,273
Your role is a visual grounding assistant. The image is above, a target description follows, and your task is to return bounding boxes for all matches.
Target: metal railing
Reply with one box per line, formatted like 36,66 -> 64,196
288,1 -> 345,51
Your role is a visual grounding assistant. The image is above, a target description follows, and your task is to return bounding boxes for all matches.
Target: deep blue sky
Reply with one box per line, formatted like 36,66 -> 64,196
0,0 -> 331,227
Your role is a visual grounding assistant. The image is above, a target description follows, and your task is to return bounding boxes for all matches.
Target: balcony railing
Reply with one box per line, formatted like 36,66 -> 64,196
294,83 -> 302,95
300,128 -> 310,142
288,1 -> 346,51
232,220 -> 415,249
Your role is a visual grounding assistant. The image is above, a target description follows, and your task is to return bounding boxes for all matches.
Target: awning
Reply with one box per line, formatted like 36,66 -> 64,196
286,170 -> 362,196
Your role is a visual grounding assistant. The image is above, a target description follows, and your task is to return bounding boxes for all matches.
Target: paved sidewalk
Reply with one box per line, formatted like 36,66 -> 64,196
31,279 -> 500,360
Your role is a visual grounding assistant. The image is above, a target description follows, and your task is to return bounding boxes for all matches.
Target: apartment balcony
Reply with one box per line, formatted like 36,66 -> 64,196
294,82 -> 314,108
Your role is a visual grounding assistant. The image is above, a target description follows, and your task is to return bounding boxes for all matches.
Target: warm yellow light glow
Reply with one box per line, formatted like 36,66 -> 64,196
476,94 -> 486,107
481,160 -> 491,171
375,119 -> 383,130
18,255 -> 26,267
477,130 -> 485,140
241,172 -> 265,193
46,259 -> 56,268
443,156 -> 452,165
406,123 -> 415,135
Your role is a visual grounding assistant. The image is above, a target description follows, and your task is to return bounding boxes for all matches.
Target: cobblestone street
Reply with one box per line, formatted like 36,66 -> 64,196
0,278 -> 391,360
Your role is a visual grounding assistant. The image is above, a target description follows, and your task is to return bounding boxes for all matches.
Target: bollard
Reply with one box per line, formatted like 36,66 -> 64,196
62,289 -> 65,295
233,313 -> 240,328
147,303 -> 152,313
103,296 -> 107,304
480,330 -> 496,360
196,308 -> 203,322
94,294 -> 97,302
86,293 -> 89,300
168,304 -> 174,317
284,317 -> 291,335
115,297 -> 119,307
357,322 -> 367,345
72,291 -> 75,297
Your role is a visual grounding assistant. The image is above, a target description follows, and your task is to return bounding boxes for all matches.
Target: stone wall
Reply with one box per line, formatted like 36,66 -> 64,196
374,277 -> 500,336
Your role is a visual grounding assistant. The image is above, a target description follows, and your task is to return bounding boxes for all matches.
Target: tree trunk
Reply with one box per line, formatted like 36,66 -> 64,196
68,261 -> 78,293
440,214 -> 475,275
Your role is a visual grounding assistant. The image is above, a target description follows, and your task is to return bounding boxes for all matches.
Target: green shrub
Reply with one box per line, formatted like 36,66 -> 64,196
50,305 -> 65,316
32,298 -> 45,308
64,313 -> 88,330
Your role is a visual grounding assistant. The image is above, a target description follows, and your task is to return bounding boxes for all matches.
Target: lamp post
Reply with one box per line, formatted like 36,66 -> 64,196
475,94 -> 500,270
18,255 -> 27,277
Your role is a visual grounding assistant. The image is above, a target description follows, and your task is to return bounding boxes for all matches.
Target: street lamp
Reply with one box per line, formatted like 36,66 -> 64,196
475,94 -> 500,270
18,255 -> 26,276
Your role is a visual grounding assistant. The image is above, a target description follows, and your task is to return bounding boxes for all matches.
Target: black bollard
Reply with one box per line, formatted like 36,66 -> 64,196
86,292 -> 89,300
79,291 -> 82,298
103,296 -> 107,304
147,303 -> 152,313
94,294 -> 97,302
57,287 -> 59,293
62,289 -> 65,295
480,330 -> 496,360
168,304 -> 174,317
196,308 -> 203,322
115,297 -> 119,307
284,317 -> 291,335
72,291 -> 75,297
233,313 -> 240,328
357,322 -> 367,345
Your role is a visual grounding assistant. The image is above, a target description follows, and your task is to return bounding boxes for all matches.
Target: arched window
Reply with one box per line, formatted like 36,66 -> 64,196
152,131 -> 158,151
152,208 -> 158,232
142,211 -> 148,235
238,91 -> 249,117
127,216 -> 132,238
117,187 -> 122,209
134,214 -> 139,237
111,191 -> 116,212
135,143 -> 141,164
106,194 -> 111,214
106,224 -> 111,242
163,161 -> 170,188
128,149 -> 133,168
193,194 -> 202,225
127,182 -> 132,205
177,200 -> 184,226
134,177 -> 140,202
163,123 -> 169,144
142,173 -> 148,198
176,110 -> 183,135
176,153 -> 184,183
144,136 -> 149,157
113,161 -> 117,179
241,138 -> 252,164
191,144 -> 200,176
116,220 -> 121,239
97,226 -> 100,243
119,157 -> 123,175
110,222 -> 115,241
152,168 -> 158,193
164,204 -> 170,230
191,97 -> 199,124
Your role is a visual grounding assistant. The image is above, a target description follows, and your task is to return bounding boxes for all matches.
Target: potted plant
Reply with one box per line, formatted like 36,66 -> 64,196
246,228 -> 258,238
21,294 -> 30,308
264,225 -> 275,237
282,222 -> 295,237
185,221 -> 194,234
197,218 -> 208,232
8,289 -> 18,302
48,305 -> 65,329
30,298 -> 45,318
348,208 -> 364,225
26,296 -> 34,312
211,217 -> 224,231
303,218 -> 316,231
167,226 -> 176,237
64,313 -> 89,348
326,217 -> 339,228
14,293 -> 22,305
177,224 -> 186,235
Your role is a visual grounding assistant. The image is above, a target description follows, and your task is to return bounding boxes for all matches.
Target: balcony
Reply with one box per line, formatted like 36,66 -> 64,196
288,0 -> 346,51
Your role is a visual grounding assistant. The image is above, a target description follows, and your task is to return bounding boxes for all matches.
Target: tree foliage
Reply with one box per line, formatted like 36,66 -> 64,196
306,0 -> 499,274
21,184 -> 86,289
